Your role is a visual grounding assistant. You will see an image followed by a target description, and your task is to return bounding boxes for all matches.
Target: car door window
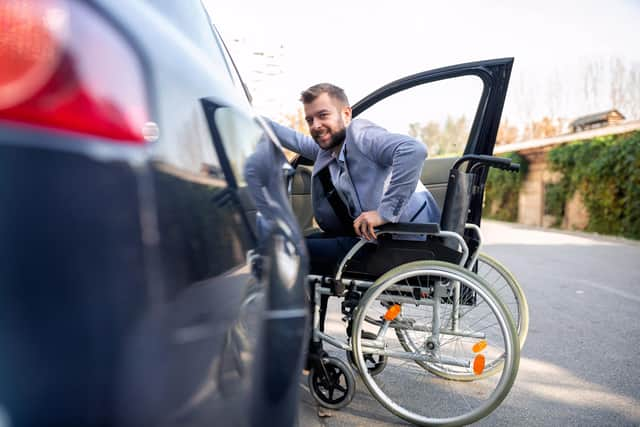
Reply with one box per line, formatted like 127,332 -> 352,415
201,4 -> 253,103
351,58 -> 513,213
356,75 -> 483,158
213,107 -> 264,186
155,105 -> 225,178
205,102 -> 302,240
151,101 -> 254,294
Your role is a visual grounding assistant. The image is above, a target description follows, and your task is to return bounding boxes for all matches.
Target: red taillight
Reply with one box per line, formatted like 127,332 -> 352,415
0,0 -> 150,144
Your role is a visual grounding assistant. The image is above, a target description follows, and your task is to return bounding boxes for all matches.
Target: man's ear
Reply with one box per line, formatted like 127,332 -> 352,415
342,105 -> 352,125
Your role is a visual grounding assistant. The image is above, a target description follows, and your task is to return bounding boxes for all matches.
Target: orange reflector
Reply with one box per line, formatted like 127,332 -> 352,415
473,354 -> 486,375
472,340 -> 487,353
383,304 -> 401,321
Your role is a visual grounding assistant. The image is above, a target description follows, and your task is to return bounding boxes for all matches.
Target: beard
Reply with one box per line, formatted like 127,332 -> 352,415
326,127 -> 346,150
313,126 -> 347,151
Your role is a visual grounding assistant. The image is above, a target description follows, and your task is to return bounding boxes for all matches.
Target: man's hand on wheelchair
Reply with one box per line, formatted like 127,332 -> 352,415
353,210 -> 387,241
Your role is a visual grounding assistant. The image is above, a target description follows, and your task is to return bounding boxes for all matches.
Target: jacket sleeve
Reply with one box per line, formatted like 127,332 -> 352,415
264,118 -> 319,161
357,124 -> 428,223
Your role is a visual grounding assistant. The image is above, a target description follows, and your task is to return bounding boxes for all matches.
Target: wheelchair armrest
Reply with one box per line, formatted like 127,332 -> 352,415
375,222 -> 441,235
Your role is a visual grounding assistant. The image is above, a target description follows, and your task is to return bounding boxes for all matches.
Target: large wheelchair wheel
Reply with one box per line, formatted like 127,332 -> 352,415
395,252 -> 528,382
475,252 -> 529,349
397,252 -> 529,382
351,260 -> 519,427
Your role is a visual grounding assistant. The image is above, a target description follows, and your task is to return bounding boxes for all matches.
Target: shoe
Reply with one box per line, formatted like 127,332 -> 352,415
305,342 -> 328,370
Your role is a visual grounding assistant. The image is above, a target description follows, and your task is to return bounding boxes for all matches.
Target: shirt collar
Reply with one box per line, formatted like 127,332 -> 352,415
330,143 -> 346,163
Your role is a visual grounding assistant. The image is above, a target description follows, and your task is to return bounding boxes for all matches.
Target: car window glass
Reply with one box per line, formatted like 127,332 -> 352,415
356,76 -> 483,157
154,104 -> 225,181
211,27 -> 251,100
151,0 -> 234,84
201,3 -> 253,102
214,107 -> 264,186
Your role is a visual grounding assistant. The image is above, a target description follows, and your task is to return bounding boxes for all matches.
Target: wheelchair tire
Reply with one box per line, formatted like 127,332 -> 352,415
308,356 -> 355,410
351,260 -> 519,427
475,252 -> 529,349
346,331 -> 387,376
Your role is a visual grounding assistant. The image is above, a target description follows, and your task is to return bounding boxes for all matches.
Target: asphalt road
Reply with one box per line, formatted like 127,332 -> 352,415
298,220 -> 640,426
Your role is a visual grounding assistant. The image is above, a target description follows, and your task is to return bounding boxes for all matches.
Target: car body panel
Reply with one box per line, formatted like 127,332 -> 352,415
0,0 -> 308,426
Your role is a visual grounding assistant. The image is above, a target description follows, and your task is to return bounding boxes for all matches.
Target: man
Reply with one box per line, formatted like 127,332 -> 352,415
269,83 -> 440,257
268,83 -> 440,355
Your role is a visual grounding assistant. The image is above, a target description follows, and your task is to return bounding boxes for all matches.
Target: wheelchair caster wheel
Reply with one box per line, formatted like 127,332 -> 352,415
347,331 -> 387,376
308,356 -> 355,409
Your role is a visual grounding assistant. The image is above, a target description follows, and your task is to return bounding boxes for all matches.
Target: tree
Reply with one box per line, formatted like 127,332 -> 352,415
546,70 -> 567,120
532,117 -> 560,139
407,116 -> 469,156
277,106 -> 309,160
440,115 -> 469,155
519,116 -> 564,141
422,121 -> 442,155
609,58 -> 640,119
513,75 -> 537,126
496,119 -> 519,145
282,106 -> 309,135
408,122 -> 422,140
628,65 -> 640,118
610,57 -> 627,113
409,120 -> 442,155
581,56 -> 640,120
583,58 -> 605,113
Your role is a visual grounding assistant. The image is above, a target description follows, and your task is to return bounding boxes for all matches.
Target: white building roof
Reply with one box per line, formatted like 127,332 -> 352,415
494,120 -> 640,154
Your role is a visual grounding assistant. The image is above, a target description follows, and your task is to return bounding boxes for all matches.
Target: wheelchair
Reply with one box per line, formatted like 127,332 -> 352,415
301,154 -> 528,426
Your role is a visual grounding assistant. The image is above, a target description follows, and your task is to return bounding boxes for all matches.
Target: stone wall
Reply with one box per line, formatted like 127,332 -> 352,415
516,148 -> 589,230
494,120 -> 640,231
517,151 -> 545,226
563,192 -> 590,230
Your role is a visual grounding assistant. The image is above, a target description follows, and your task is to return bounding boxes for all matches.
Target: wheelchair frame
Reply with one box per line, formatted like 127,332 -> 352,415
310,227 -> 470,353
308,223 -> 488,375
303,155 -> 527,426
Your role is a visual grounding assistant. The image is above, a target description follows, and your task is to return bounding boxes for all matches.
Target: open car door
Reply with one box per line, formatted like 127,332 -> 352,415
289,57 -> 513,232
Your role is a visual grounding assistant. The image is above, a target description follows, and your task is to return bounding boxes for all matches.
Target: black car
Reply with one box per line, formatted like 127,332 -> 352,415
0,0 -> 308,426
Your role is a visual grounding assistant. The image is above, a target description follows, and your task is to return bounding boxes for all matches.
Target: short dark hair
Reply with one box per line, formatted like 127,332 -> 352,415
300,83 -> 349,107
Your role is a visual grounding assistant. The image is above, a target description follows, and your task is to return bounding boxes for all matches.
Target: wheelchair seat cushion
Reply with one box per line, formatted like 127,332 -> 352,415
341,235 -> 462,281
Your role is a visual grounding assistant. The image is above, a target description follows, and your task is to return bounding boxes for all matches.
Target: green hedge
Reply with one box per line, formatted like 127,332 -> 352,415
547,131 -> 640,239
543,182 -> 565,226
484,152 -> 528,221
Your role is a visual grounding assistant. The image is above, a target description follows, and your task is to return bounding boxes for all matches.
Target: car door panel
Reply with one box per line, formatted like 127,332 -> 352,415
421,157 -> 458,210
201,100 -> 309,425
286,58 -> 513,226
145,162 -> 257,425
352,58 -> 513,223
351,58 -> 513,156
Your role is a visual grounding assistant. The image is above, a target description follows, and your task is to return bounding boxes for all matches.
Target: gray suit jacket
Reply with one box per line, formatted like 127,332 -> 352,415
269,118 -> 441,234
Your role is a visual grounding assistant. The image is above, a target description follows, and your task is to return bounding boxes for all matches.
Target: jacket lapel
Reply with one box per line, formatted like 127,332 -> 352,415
312,149 -> 334,176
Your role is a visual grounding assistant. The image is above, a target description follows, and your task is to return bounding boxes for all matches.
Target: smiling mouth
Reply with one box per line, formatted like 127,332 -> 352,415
314,130 -> 330,143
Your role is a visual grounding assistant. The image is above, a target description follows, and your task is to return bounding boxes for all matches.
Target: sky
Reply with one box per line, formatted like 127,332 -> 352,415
205,0 -> 640,132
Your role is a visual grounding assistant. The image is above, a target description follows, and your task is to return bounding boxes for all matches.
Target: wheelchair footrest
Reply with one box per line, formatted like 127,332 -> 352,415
341,290 -> 360,317
309,275 -> 346,296
327,277 -> 345,296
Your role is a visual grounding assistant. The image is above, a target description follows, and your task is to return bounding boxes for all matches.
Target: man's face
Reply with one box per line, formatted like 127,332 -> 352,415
304,92 -> 352,151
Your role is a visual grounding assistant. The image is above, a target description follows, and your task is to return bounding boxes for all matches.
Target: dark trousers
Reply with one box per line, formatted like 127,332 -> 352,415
305,232 -> 359,352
